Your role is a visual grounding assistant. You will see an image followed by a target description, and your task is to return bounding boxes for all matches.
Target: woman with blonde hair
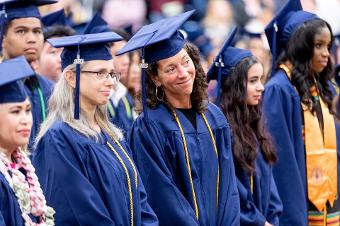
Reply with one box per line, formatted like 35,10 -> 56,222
32,32 -> 158,226
0,56 -> 55,226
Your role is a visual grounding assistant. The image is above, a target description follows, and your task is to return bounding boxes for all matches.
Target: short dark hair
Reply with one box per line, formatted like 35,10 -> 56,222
43,25 -> 76,40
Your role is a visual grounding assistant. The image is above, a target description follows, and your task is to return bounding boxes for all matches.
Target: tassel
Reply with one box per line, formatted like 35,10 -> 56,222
270,22 -> 278,76
215,56 -> 224,105
74,47 -> 84,119
140,58 -> 149,121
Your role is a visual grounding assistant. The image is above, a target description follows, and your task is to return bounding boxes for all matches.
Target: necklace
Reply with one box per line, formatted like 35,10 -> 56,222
0,150 -> 55,225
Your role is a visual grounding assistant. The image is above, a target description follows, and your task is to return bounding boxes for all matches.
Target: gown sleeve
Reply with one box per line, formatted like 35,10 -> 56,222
124,143 -> 159,225
138,174 -> 159,226
266,173 -> 283,226
32,131 -> 116,226
262,84 -> 307,225
129,118 -> 199,226
237,177 -> 266,226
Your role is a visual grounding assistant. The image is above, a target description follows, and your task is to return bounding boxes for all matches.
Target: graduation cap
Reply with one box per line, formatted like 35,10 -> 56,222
0,56 -> 35,104
0,0 -> 57,50
41,9 -> 68,28
265,0 -> 317,71
0,0 -> 57,22
116,10 -> 195,120
48,32 -> 123,119
207,27 -> 252,104
83,13 -> 111,34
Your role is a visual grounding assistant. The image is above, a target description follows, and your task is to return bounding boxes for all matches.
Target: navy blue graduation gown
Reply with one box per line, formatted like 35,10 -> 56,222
25,75 -> 53,150
262,70 -> 308,225
0,169 -> 40,225
236,151 -> 282,226
32,121 -> 158,226
0,173 -> 25,226
109,92 -> 135,136
263,70 -> 340,225
128,103 -> 240,226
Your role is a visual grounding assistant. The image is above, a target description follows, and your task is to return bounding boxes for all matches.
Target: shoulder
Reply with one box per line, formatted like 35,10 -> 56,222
264,70 -> 299,99
36,74 -> 54,88
204,102 -> 228,128
135,104 -> 177,132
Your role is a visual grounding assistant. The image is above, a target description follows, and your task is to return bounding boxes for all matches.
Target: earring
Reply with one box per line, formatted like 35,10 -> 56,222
155,85 -> 164,102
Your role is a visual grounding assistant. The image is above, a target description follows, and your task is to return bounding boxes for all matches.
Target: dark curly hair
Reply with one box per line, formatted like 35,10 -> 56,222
277,18 -> 334,112
140,42 -> 208,113
220,56 -> 277,174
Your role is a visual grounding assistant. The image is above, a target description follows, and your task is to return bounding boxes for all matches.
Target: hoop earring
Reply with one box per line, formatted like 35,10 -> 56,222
155,86 -> 164,102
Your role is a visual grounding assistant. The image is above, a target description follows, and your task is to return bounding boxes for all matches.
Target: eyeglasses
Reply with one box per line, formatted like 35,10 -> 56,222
81,70 -> 121,82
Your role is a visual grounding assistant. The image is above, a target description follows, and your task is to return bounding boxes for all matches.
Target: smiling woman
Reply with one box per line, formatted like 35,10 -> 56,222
118,10 -> 240,226
0,56 -> 55,226
32,31 -> 158,226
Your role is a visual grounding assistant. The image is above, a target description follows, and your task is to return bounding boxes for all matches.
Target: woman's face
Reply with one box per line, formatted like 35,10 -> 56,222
0,98 -> 32,151
246,63 -> 264,105
311,26 -> 331,73
153,49 -> 196,104
79,59 -> 117,107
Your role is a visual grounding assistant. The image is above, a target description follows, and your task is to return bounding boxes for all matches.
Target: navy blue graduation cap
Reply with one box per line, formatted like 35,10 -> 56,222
0,0 -> 57,51
0,56 -> 35,104
116,10 -> 195,120
265,0 -> 317,71
83,13 -> 111,34
41,9 -> 68,28
207,27 -> 252,104
47,32 -> 123,119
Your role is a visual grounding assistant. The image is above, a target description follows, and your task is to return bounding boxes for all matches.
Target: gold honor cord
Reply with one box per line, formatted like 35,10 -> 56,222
97,118 -> 139,226
173,110 -> 199,220
122,96 -> 132,119
172,111 -> 221,219
107,142 -> 134,226
250,174 -> 253,194
98,118 -> 138,188
201,113 -> 220,207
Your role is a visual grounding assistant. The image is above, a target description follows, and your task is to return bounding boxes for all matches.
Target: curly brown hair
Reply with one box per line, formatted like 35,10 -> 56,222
137,42 -> 208,113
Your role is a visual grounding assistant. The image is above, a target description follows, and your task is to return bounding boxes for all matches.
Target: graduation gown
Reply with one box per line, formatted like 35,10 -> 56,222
32,121 -> 158,226
262,70 -> 308,225
0,169 -> 40,225
236,151 -> 283,226
25,75 -> 53,150
109,92 -> 135,136
128,103 -> 240,226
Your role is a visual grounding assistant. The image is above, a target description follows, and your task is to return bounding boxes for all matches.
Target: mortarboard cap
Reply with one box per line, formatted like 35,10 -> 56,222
0,0 -> 57,22
116,10 -> 195,120
0,0 -> 57,50
116,10 -> 195,63
0,56 -> 35,104
83,13 -> 111,34
207,27 -> 252,104
41,9 -> 68,28
47,32 -> 123,119
265,0 -> 317,71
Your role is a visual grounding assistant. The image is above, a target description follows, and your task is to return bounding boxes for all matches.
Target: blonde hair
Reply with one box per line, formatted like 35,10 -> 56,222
35,63 -> 123,146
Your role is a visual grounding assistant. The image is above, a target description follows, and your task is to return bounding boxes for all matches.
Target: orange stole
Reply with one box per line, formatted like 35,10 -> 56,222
303,98 -> 338,211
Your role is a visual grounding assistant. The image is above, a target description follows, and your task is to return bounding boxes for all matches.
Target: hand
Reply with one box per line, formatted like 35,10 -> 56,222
264,222 -> 273,226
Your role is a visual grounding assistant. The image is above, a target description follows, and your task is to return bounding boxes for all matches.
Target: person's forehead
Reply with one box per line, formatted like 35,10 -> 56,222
8,17 -> 42,29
